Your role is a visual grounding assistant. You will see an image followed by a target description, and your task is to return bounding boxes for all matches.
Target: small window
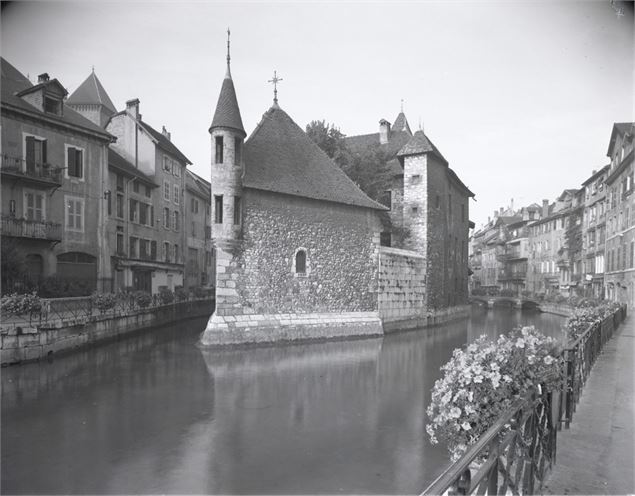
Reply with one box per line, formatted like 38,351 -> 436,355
215,136 -> 224,164
234,196 -> 241,225
380,232 -> 391,247
67,146 -> 83,179
173,211 -> 179,231
129,199 -> 137,222
192,221 -> 197,237
116,194 -> 124,218
214,195 -> 223,223
173,184 -> 179,205
133,181 -> 140,193
411,174 -> 421,184
163,181 -> 170,201
44,97 -> 60,114
234,137 -> 242,165
65,196 -> 83,232
163,207 -> 170,229
295,249 -> 306,274
174,244 -> 179,263
411,206 -> 418,214
129,237 -> 138,258
145,185 -> 151,198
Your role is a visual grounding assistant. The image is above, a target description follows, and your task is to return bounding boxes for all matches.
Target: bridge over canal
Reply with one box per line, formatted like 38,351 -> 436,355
470,294 -> 541,310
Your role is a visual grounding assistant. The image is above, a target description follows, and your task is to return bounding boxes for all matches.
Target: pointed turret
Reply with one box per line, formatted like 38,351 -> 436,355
209,30 -> 245,137
67,69 -> 116,128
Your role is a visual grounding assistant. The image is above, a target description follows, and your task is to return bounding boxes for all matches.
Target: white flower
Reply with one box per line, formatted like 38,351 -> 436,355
474,375 -> 483,383
450,407 -> 462,418
461,421 -> 472,431
543,355 -> 554,365
503,374 -> 512,383
515,338 -> 525,348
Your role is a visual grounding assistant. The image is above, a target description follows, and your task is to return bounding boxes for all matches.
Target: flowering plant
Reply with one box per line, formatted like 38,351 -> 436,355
426,326 -> 561,461
1,292 -> 42,316
91,292 -> 117,313
565,302 -> 622,341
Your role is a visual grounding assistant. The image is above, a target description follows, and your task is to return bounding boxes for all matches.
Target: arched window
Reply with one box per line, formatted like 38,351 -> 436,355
295,249 -> 306,274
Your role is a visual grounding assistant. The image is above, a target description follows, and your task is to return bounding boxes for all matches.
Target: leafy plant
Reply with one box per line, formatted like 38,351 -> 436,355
91,292 -> 116,313
158,288 -> 174,305
174,286 -> 188,302
1,292 -> 42,316
133,291 -> 152,308
426,326 -> 561,461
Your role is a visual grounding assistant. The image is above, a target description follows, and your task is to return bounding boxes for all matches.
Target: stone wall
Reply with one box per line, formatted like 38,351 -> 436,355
237,190 -> 380,314
1,299 -> 213,365
378,246 -> 426,331
202,189 -> 384,345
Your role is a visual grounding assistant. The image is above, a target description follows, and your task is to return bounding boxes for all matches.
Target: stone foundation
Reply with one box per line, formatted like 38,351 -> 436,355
200,311 -> 383,346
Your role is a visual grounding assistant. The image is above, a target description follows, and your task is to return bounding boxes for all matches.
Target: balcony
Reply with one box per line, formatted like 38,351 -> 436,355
1,216 -> 62,241
1,154 -> 63,188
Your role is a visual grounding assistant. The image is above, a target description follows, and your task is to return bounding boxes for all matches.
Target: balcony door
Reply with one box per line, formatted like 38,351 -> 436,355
24,191 -> 45,221
25,136 -> 46,175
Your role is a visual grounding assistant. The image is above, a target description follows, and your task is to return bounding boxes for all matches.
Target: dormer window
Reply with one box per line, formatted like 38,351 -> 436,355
44,97 -> 60,115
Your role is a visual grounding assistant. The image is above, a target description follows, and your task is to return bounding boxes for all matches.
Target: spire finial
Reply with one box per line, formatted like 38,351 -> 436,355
268,70 -> 283,105
225,28 -> 231,78
418,116 -> 423,132
401,98 -> 404,113
91,65 -> 95,73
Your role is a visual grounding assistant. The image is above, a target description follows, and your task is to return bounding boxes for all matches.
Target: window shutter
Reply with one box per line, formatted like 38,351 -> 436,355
41,140 -> 47,164
68,147 -> 76,176
76,150 -> 83,178
25,137 -> 35,170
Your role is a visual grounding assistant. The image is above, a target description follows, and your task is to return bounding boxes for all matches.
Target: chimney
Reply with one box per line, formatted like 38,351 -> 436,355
126,98 -> 140,120
522,207 -> 529,221
494,210 -> 499,218
379,119 -> 391,144
488,216 -> 491,224
510,198 -> 514,212
542,199 -> 549,218
162,125 -> 171,141
38,73 -> 50,83
592,169 -> 597,175
499,207 -> 504,216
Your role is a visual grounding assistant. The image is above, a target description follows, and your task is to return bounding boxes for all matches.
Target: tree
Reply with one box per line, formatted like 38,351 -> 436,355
1,238 -> 29,294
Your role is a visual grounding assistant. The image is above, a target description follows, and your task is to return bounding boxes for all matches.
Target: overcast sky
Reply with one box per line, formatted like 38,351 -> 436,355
2,0 -> 633,226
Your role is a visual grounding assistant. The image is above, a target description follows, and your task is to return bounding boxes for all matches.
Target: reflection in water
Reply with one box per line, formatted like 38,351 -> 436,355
1,307 -> 565,494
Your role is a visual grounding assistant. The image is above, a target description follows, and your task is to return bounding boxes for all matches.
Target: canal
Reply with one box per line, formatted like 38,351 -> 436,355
1,306 -> 566,494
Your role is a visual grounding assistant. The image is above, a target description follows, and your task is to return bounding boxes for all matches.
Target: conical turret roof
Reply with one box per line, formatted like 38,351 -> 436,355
67,70 -> 116,113
209,74 -> 245,136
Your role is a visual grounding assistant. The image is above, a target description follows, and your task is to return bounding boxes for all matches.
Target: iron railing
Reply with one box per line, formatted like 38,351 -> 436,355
422,304 -> 627,495
1,292 -> 215,328
0,154 -> 63,184
1,216 -> 62,241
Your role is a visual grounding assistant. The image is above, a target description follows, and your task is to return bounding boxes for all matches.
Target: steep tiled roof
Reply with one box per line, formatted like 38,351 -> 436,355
210,75 -> 245,135
244,105 -> 387,211
392,112 -> 412,134
397,130 -> 448,165
67,71 -> 117,114
186,169 -> 211,200
344,129 -> 412,175
1,58 -> 112,140
108,148 -> 157,186
607,122 -> 634,155
139,119 -> 192,165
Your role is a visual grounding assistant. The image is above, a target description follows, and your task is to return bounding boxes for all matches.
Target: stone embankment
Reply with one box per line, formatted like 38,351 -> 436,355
1,298 -> 214,366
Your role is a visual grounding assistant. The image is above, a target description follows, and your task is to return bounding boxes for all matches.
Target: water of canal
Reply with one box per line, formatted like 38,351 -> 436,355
1,306 -> 566,494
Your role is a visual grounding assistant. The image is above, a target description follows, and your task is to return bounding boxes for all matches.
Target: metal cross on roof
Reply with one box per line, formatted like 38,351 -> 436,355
268,70 -> 283,104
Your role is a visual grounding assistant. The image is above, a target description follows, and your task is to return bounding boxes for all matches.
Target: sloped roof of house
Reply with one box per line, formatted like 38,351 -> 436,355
397,130 -> 448,165
108,148 -> 157,186
244,105 -> 387,211
209,74 -> 245,136
67,70 -> 117,114
343,112 -> 414,175
1,57 -> 112,140
186,169 -> 211,200
139,119 -> 192,165
607,122 -> 634,156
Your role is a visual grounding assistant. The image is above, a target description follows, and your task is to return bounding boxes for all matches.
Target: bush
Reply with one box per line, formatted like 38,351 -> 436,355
133,291 -> 152,308
91,292 -> 116,313
192,286 -> 209,298
38,276 -> 92,298
471,287 -> 486,296
565,302 -> 622,341
426,326 -> 561,462
174,286 -> 188,302
1,292 -> 43,316
500,289 -> 516,297
158,288 -> 175,304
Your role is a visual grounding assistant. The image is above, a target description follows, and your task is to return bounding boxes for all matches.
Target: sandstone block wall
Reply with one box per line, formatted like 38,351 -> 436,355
378,246 -> 426,330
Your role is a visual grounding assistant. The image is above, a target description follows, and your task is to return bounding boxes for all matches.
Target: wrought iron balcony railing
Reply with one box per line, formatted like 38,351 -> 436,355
1,154 -> 63,186
1,216 -> 62,241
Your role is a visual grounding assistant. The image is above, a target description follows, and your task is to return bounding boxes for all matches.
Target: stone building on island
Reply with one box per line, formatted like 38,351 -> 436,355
201,51 -> 387,345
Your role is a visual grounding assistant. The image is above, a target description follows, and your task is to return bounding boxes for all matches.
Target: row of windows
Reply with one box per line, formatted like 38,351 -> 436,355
117,231 -> 181,264
213,195 -> 241,225
190,197 -> 211,217
606,242 -> 635,272
163,181 -> 180,205
162,155 -> 181,178
214,136 -> 242,165
16,191 -> 85,232
24,135 -> 85,180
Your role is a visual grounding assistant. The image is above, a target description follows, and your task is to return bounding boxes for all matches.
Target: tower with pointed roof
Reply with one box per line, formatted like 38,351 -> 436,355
202,38 -> 386,346
67,69 -> 117,128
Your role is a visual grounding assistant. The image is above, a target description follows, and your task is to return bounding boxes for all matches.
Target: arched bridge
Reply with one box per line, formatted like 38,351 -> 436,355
469,295 -> 541,310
